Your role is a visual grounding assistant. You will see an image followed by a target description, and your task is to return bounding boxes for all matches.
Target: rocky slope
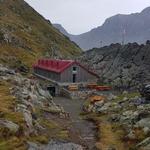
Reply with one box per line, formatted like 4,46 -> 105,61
0,0 -> 81,70
0,64 -> 84,150
83,90 -> 150,150
54,7 -> 150,50
81,42 -> 150,89
0,1 -> 84,149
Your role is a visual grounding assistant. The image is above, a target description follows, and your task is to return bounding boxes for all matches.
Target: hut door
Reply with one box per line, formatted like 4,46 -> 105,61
47,86 -> 56,96
73,74 -> 76,83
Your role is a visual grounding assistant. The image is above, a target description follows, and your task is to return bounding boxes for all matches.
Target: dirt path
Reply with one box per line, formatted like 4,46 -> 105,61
95,116 -> 126,150
53,96 -> 126,150
53,97 -> 96,150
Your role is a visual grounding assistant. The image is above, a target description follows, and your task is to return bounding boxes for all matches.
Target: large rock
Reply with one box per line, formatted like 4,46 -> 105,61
0,119 -> 19,133
97,102 -> 112,113
107,93 -> 117,101
136,137 -> 150,149
81,42 -> 150,88
126,130 -> 136,140
140,84 -> 150,100
0,65 -> 15,76
135,118 -> 150,129
23,110 -> 33,133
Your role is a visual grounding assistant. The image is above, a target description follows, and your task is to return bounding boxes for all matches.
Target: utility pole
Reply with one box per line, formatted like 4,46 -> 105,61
122,29 -> 126,45
100,41 -> 103,47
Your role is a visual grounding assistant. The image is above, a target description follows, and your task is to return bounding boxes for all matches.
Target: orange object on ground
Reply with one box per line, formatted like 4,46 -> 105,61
87,83 -> 97,89
90,95 -> 106,103
95,86 -> 111,91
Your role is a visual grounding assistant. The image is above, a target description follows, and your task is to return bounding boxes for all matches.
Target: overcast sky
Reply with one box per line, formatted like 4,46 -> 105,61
25,0 -> 150,35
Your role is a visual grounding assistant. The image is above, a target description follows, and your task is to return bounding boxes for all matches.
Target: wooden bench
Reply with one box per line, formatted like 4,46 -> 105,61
68,84 -> 78,91
95,86 -> 112,91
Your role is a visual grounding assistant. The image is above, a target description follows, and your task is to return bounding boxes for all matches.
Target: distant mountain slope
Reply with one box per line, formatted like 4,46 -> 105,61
0,0 -> 81,69
54,7 -> 150,50
53,24 -> 71,37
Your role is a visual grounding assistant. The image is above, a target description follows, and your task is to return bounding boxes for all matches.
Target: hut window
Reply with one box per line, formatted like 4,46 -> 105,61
73,67 -> 77,71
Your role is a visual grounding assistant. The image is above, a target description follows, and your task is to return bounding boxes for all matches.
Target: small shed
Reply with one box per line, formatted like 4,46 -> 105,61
33,59 -> 99,85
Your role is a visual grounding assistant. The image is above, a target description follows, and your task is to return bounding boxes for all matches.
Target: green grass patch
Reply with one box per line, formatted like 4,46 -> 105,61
39,119 -> 58,130
56,130 -> 69,140
28,135 -> 49,145
114,92 -> 140,102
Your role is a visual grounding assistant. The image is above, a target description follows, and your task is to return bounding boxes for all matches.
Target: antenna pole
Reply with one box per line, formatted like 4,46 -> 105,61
122,29 -> 126,45
100,41 -> 103,47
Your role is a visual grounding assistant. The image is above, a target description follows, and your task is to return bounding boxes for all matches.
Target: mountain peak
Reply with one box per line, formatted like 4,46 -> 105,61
53,24 -> 70,37
54,6 -> 150,50
141,7 -> 150,14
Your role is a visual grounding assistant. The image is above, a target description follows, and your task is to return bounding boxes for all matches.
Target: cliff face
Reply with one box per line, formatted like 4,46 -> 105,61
81,42 -> 150,88
0,0 -> 81,70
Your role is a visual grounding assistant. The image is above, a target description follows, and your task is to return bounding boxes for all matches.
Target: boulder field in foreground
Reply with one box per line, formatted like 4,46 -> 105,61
0,64 -> 83,150
83,91 -> 150,150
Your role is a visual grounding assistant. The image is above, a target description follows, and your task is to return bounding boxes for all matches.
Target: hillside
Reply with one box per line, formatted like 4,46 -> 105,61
54,7 -> 150,50
0,0 -> 81,70
0,1 -> 83,149
81,41 -> 150,89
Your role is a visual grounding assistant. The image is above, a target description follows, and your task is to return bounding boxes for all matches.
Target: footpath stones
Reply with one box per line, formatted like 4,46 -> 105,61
28,140 -> 83,150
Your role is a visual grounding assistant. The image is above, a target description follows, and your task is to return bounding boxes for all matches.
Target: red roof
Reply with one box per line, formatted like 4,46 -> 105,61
33,59 -> 99,78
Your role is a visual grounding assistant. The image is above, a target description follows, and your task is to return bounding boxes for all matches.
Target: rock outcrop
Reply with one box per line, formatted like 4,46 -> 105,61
0,64 -> 83,149
83,90 -> 150,149
0,64 -> 59,135
81,42 -> 150,89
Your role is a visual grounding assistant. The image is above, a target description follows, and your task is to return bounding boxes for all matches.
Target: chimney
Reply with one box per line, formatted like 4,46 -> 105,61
57,61 -> 59,69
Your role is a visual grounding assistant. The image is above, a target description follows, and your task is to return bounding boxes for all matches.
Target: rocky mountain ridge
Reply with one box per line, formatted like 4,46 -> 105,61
54,7 -> 150,50
81,41 -> 150,89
